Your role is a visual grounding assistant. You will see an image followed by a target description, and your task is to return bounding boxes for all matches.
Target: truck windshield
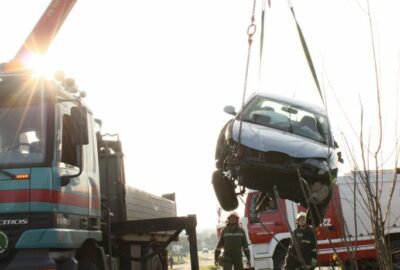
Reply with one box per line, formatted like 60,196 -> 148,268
0,94 -> 48,167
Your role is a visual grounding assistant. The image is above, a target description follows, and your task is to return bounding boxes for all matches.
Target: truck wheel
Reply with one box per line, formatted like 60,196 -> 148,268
212,169 -> 238,211
273,249 -> 286,270
391,240 -> 400,269
78,260 -> 98,270
149,255 -> 163,270
76,242 -> 102,270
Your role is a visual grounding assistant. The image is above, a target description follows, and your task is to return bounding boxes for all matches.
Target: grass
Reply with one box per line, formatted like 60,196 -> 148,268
199,266 -> 219,270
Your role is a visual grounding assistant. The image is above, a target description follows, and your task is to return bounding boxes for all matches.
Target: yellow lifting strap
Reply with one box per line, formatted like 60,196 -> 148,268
239,0 -> 326,144
287,1 -> 325,105
257,0 -> 326,105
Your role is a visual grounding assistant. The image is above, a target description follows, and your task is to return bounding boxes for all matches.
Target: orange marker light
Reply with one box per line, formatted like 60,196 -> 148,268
15,173 -> 30,180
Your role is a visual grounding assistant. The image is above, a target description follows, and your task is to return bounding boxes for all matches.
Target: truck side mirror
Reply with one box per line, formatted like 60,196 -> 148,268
61,176 -> 71,186
71,106 -> 89,145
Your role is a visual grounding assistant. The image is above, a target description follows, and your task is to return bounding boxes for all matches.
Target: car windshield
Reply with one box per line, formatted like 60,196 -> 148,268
241,96 -> 332,145
0,92 -> 48,167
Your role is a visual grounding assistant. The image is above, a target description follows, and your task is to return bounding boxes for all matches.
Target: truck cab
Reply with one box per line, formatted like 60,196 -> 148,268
0,71 -> 100,269
0,71 -> 200,270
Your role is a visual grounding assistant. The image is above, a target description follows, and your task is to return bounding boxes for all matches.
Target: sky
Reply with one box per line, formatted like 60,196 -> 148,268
1,0 -> 400,230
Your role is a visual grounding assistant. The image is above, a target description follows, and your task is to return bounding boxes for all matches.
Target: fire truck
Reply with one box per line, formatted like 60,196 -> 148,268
239,169 -> 400,269
0,1 -> 199,269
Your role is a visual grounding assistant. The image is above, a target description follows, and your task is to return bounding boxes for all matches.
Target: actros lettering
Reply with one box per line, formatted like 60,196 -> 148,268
0,219 -> 28,226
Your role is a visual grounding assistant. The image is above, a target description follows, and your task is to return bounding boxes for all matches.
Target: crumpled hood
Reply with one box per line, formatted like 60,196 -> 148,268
231,121 -> 331,158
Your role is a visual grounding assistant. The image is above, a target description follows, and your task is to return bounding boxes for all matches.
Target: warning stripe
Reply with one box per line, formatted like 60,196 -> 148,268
0,189 -> 100,209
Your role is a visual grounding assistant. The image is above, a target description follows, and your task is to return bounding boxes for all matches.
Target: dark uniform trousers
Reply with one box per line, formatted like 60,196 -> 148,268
283,226 -> 317,270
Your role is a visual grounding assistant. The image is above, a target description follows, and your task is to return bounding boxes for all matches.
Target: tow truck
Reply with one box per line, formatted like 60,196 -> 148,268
0,1 -> 199,269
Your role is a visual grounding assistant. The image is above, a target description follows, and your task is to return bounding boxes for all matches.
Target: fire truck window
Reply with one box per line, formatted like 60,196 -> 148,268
250,193 -> 278,223
264,199 -> 277,212
61,115 -> 78,166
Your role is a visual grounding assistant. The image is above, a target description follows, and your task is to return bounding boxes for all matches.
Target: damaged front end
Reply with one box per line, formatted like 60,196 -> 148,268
212,93 -> 342,225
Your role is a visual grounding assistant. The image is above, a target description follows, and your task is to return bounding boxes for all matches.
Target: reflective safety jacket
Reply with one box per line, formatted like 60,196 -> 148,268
214,224 -> 250,263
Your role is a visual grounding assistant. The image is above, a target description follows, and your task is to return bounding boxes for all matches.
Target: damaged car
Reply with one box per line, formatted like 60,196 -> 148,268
212,92 -> 343,225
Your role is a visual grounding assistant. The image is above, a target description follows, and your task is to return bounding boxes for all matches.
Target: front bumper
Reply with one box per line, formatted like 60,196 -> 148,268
225,150 -> 335,204
0,249 -> 77,270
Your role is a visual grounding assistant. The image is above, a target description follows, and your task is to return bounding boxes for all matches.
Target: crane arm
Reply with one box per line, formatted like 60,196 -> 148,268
3,0 -> 77,71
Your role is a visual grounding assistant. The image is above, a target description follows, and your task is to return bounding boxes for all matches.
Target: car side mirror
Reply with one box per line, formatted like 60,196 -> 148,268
223,105 -> 236,116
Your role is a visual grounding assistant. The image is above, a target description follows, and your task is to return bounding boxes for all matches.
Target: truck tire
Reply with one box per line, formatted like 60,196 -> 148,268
149,255 -> 163,270
273,249 -> 286,270
212,169 -> 238,211
391,240 -> 400,270
78,260 -> 98,270
76,241 -> 103,270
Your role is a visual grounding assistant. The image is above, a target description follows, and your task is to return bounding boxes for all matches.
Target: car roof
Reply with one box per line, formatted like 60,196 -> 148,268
252,91 -> 327,116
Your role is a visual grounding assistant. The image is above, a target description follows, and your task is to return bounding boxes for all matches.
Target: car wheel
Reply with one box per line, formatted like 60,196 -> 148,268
212,169 -> 238,211
215,121 -> 232,169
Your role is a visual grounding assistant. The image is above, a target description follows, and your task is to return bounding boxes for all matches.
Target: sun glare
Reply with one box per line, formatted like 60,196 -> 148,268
24,53 -> 56,78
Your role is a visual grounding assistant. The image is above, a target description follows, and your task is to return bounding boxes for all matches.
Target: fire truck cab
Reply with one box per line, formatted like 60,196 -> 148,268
242,170 -> 400,269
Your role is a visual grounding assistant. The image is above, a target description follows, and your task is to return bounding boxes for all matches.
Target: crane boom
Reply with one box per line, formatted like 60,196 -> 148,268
2,0 -> 77,71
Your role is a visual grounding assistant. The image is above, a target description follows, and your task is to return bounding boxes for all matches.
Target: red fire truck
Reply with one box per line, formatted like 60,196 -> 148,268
235,169 -> 400,269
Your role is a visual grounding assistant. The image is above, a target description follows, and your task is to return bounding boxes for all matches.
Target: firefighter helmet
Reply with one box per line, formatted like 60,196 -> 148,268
296,211 -> 307,220
228,211 -> 240,219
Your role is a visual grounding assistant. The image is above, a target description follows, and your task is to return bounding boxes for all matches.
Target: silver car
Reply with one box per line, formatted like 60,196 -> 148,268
212,92 -> 343,225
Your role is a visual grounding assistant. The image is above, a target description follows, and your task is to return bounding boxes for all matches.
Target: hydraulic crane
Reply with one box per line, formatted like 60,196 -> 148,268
2,0 -> 77,72
0,1 -> 199,269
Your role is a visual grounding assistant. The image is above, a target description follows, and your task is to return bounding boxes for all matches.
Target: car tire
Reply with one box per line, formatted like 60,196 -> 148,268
212,169 -> 238,211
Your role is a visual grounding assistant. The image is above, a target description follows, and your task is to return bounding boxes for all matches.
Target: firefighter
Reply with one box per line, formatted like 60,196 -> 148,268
283,211 -> 317,269
214,211 -> 251,270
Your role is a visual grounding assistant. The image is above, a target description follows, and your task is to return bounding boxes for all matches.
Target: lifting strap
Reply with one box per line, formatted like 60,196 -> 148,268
287,1 -> 325,105
238,0 -> 257,145
239,0 -> 326,145
258,0 -> 272,83
258,0 -> 266,81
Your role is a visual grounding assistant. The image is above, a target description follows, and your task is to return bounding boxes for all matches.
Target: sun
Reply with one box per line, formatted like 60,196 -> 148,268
23,53 -> 57,78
